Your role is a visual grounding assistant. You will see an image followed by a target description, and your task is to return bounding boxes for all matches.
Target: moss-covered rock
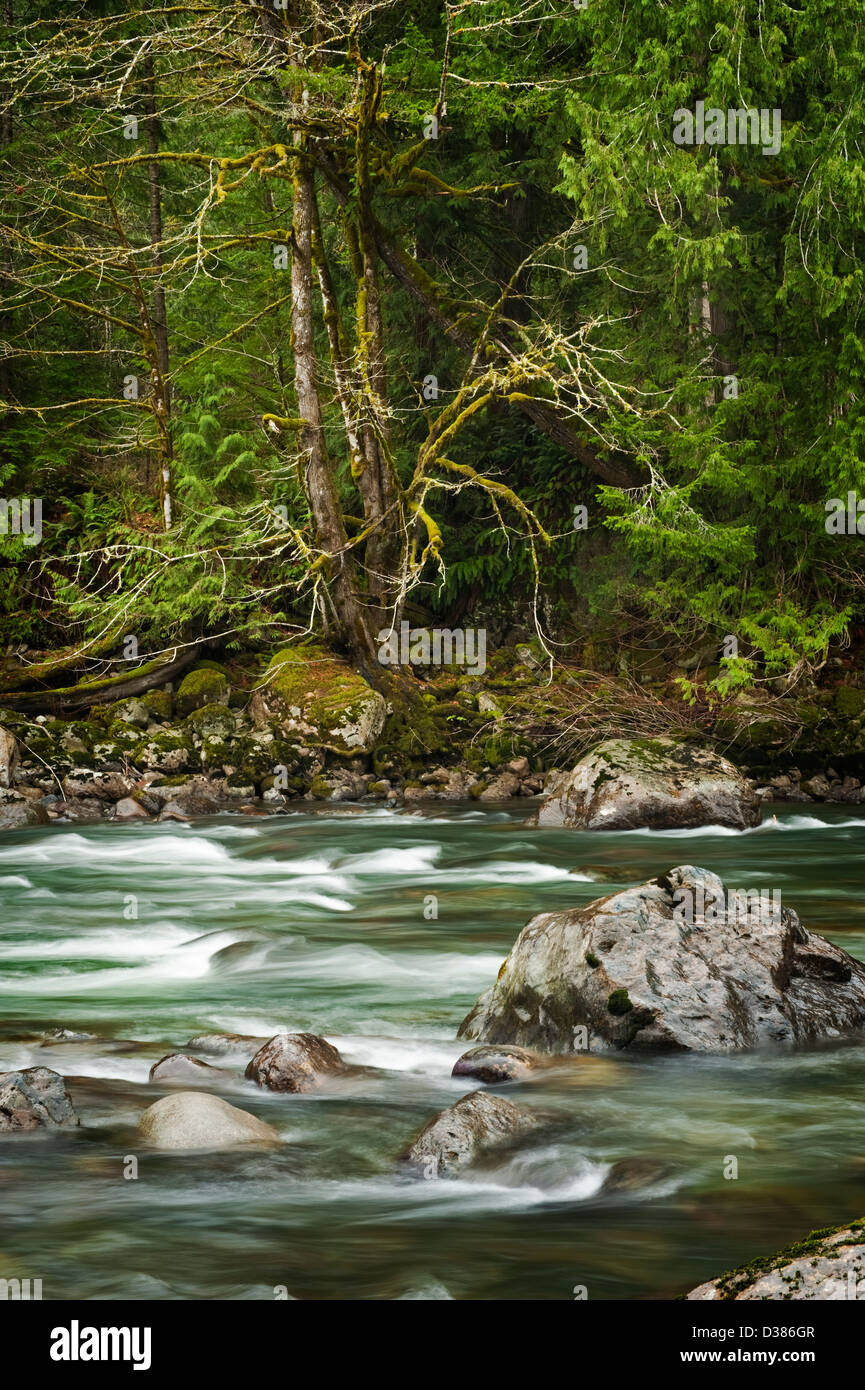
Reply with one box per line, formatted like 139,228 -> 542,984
141,689 -> 173,722
107,719 -> 145,750
184,703 -> 236,740
534,736 -> 760,831
108,698 -> 151,728
176,668 -> 231,718
835,686 -> 865,719
132,727 -> 194,773
250,644 -> 386,756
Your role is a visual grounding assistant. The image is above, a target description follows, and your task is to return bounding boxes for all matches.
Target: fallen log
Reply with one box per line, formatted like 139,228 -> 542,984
0,646 -> 204,716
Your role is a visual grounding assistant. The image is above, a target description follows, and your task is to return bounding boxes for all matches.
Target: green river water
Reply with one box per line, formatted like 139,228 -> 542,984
1,802 -> 864,1301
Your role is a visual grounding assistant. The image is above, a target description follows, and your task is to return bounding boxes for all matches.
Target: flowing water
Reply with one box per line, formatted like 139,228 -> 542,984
1,802 -> 864,1301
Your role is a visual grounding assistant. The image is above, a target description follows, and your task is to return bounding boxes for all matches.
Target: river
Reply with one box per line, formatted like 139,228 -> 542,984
1,803 -> 864,1300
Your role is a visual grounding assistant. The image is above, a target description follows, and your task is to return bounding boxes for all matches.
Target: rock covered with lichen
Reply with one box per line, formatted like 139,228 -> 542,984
249,644 -> 386,756
533,736 -> 760,830
399,1091 -> 538,1177
458,864 -> 865,1054
686,1220 -> 865,1299
0,1066 -> 78,1132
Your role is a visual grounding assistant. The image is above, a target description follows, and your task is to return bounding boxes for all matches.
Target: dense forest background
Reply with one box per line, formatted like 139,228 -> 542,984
1,0 -> 863,708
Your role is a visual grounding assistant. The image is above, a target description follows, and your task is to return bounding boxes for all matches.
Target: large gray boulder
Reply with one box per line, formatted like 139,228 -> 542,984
245,1033 -> 345,1093
400,1091 -> 537,1178
138,1092 -> 279,1151
0,725 -> 19,789
458,865 -> 865,1053
0,1067 -> 78,1132
0,800 -> 49,831
533,737 -> 759,830
687,1221 -> 865,1300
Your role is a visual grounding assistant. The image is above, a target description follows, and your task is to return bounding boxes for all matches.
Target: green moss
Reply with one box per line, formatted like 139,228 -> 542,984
261,644 -> 383,754
835,686 -> 865,719
607,989 -> 633,1016
107,719 -> 144,747
585,951 -> 601,968
224,770 -> 255,792
706,1220 -> 865,1300
176,668 -> 230,717
184,703 -> 235,737
141,690 -> 173,721
308,774 -> 333,800
192,660 -> 232,677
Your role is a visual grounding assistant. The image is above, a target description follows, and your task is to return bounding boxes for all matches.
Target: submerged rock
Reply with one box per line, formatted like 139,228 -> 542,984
686,1221 -> 865,1300
41,1028 -> 97,1043
533,736 -> 760,830
0,1067 -> 78,1132
451,1044 -> 543,1083
400,1091 -> 537,1177
600,1157 -> 673,1195
138,1091 -> 279,1151
458,864 -> 865,1054
245,1032 -> 345,1093
149,1054 -> 230,1084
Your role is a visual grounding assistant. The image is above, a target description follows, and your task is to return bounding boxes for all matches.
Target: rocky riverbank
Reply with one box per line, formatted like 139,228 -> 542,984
1,641 -> 864,830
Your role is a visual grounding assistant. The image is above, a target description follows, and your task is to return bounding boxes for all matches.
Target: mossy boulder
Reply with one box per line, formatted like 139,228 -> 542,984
107,719 -> 145,750
835,686 -> 865,719
533,736 -> 760,831
141,689 -> 173,722
176,668 -> 230,718
109,698 -> 151,728
132,727 -> 194,773
184,703 -> 236,741
250,645 -> 386,756
686,1219 -> 865,1300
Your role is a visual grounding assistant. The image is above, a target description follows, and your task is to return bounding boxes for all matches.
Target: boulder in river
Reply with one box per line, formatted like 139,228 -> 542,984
458,864 -> 865,1053
400,1091 -> 537,1177
452,1044 -> 543,1083
0,1067 -> 78,1132
138,1091 -> 280,1151
532,736 -> 760,830
149,1054 -> 231,1084
686,1220 -> 865,1299
245,1032 -> 346,1093
0,800 -> 50,831
61,771 -> 134,802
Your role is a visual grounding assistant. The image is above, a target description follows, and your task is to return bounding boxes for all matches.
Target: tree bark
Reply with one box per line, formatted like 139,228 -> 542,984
290,151 -> 382,680
142,51 -> 172,528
